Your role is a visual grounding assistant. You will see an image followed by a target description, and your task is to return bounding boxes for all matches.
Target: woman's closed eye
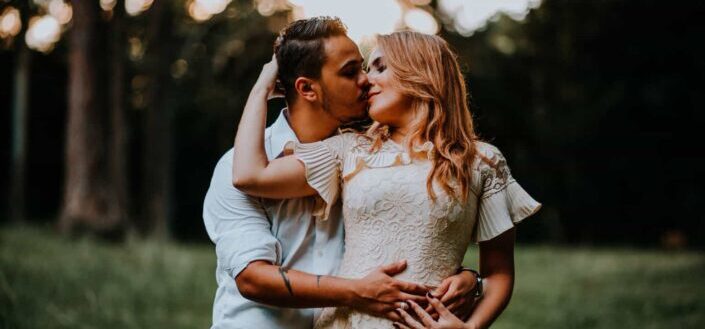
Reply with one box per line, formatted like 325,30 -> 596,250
368,63 -> 386,75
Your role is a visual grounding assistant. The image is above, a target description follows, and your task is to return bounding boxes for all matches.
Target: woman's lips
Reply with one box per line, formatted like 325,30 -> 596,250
367,92 -> 379,102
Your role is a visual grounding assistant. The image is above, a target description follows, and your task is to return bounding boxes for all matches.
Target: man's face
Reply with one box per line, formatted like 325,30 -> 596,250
317,35 -> 370,123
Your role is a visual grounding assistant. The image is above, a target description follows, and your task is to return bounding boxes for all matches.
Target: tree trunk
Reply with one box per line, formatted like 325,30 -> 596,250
10,42 -> 30,224
107,0 -> 130,232
142,1 -> 174,239
60,1 -> 119,237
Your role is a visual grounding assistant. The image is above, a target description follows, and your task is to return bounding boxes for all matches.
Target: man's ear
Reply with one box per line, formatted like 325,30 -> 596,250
294,77 -> 318,102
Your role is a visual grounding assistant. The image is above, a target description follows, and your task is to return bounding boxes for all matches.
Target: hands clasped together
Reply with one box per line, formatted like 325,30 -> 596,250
350,260 -> 479,328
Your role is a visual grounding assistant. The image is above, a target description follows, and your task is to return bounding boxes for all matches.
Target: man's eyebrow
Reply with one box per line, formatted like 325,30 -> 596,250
338,58 -> 362,71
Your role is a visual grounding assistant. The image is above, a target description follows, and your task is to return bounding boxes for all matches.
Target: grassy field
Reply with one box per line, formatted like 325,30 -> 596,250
1,226 -> 704,329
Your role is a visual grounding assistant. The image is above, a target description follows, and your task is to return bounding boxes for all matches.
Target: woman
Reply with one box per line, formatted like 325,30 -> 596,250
233,31 -> 540,329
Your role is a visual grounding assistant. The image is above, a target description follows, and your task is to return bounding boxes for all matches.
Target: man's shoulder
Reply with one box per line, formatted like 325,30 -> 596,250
218,126 -> 275,165
216,148 -> 235,167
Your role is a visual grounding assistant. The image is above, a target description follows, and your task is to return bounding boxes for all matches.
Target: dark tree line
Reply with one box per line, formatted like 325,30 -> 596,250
1,0 -> 703,246
443,0 -> 705,246
1,0 -> 280,240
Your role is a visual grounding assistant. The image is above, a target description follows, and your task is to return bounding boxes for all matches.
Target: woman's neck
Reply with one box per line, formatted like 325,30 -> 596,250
389,126 -> 410,144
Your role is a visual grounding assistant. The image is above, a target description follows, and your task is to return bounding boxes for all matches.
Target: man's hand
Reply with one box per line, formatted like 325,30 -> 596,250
349,260 -> 429,322
426,269 -> 479,320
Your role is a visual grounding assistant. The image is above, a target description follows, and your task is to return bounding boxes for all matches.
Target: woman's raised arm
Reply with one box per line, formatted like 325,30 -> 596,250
231,58 -> 317,199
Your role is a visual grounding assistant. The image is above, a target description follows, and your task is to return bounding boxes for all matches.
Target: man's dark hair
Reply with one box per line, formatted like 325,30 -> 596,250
274,16 -> 347,101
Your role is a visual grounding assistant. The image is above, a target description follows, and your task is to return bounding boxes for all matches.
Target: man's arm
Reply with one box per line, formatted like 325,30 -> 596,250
237,260 -> 428,320
204,151 -> 427,320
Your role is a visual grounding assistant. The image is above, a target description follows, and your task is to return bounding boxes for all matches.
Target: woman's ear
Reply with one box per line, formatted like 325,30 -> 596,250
294,77 -> 318,102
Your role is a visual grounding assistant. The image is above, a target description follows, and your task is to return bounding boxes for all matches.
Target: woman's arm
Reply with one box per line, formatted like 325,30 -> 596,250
464,228 -> 516,329
232,58 -> 317,199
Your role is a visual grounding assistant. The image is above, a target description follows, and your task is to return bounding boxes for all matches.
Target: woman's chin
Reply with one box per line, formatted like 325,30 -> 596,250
367,106 -> 384,122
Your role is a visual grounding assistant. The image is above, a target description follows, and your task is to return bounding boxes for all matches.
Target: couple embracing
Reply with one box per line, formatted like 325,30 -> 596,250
204,16 -> 540,329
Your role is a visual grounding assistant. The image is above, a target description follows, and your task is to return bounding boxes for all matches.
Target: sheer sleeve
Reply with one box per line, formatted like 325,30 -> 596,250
283,132 -> 356,221
472,143 -> 541,242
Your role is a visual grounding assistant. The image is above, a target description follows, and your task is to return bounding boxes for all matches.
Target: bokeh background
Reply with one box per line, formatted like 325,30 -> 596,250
1,0 -> 704,328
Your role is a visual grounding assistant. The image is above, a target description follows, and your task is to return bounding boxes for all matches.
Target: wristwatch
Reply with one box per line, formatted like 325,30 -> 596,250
458,267 -> 483,298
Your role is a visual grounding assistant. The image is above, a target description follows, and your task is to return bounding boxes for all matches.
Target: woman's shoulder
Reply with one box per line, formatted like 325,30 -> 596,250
475,141 -> 503,158
473,141 -> 508,169
324,131 -> 365,150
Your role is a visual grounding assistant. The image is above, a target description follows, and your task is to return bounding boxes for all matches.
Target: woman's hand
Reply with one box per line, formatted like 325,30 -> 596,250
253,56 -> 284,100
426,270 -> 478,320
394,295 -> 475,329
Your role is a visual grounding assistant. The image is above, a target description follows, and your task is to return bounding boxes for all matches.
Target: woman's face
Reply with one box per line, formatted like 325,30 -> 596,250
366,48 -> 414,128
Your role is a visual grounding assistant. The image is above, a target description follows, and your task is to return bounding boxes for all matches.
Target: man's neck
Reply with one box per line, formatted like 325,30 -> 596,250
286,102 -> 340,143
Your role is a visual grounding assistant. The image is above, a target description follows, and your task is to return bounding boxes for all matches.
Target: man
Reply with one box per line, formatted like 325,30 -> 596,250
203,17 -> 479,329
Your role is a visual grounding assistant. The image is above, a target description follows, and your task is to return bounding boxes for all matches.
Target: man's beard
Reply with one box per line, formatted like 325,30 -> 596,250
320,84 -> 369,125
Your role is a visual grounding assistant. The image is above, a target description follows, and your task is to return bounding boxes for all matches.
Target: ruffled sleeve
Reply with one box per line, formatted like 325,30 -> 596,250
283,133 -> 355,221
472,143 -> 541,243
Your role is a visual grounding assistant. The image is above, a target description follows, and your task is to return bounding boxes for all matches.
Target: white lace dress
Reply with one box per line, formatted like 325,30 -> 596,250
286,133 -> 541,329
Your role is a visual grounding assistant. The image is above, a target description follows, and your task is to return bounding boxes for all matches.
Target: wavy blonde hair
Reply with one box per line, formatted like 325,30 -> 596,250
367,31 -> 484,202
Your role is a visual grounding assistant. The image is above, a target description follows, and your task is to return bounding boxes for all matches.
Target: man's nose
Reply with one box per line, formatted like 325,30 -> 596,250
358,71 -> 370,87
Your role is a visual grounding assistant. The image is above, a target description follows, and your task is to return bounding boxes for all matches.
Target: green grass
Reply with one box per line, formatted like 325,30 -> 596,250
0,226 -> 216,329
2,226 -> 704,329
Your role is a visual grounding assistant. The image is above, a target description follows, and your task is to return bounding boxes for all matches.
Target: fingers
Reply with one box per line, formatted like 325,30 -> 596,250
408,300 -> 436,327
439,279 -> 460,304
385,310 -> 403,323
427,294 -> 453,318
395,301 -> 410,311
397,280 -> 430,296
444,297 -> 465,314
423,306 -> 440,320
432,277 -> 451,298
380,260 -> 407,276
393,321 -> 412,329
395,307 -> 425,329
397,292 -> 427,305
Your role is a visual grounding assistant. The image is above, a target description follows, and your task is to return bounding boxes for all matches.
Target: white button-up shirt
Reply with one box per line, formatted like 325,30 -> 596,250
203,109 -> 345,329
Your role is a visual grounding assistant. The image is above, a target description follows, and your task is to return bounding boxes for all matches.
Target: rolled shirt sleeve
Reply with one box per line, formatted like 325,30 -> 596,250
203,149 -> 282,279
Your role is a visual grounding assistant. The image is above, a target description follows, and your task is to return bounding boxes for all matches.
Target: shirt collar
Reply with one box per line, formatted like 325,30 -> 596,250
267,108 -> 299,159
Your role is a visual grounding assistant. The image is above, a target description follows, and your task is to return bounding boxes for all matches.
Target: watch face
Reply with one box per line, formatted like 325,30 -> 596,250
475,277 -> 483,297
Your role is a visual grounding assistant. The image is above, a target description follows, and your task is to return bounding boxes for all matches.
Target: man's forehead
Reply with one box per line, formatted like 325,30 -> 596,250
322,36 -> 362,67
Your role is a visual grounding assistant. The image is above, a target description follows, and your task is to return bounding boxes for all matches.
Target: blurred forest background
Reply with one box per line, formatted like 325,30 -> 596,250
2,0 -> 705,328
1,0 -> 703,246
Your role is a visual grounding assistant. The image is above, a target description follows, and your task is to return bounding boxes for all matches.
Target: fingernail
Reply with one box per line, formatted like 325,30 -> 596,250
393,323 -> 400,329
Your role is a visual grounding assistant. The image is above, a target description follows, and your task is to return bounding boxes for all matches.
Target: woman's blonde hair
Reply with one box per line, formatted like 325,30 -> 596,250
367,31 -> 483,202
